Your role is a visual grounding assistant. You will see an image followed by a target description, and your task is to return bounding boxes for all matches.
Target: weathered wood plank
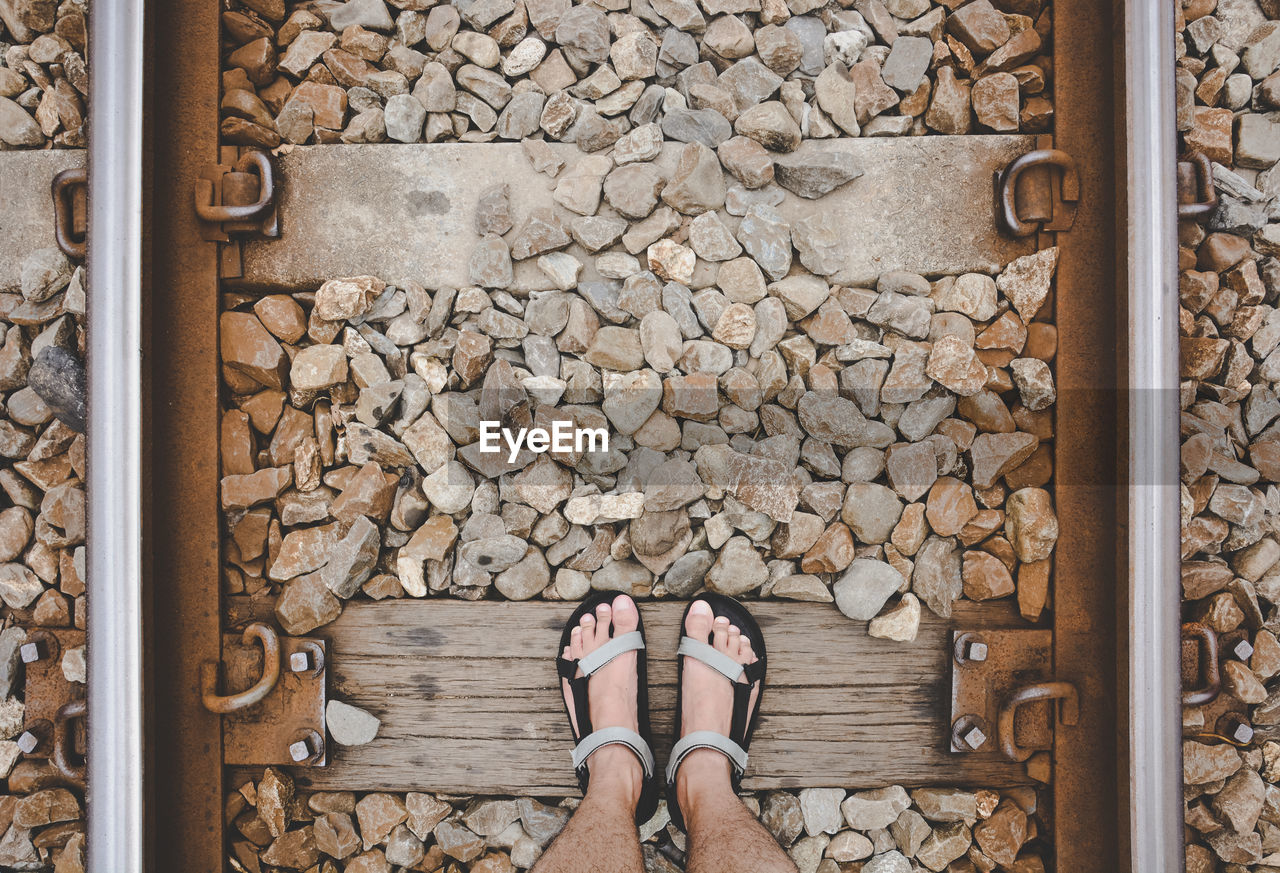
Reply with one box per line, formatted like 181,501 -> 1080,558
235,137 -> 1038,292
228,598 -> 1035,793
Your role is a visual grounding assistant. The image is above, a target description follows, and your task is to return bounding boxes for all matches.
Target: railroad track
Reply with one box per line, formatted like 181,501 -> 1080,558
0,0 -> 1199,870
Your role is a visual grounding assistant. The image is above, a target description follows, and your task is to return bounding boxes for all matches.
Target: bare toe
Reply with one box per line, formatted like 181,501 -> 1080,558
686,599 -> 714,640
611,594 -> 639,634
593,602 -> 612,645
712,616 -> 731,652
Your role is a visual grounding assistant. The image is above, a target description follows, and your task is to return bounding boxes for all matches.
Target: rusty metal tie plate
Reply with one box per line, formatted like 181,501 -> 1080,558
218,632 -> 327,767
950,629 -> 1054,755
195,147 -> 280,244
19,628 -> 86,759
1176,152 -> 1218,221
51,167 -> 88,261
993,135 -> 1080,238
1183,624 -> 1253,745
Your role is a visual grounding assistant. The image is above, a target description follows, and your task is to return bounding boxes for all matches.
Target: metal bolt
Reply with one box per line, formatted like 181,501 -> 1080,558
288,737 -> 314,763
19,641 -> 43,664
953,633 -> 989,666
289,651 -> 311,673
1233,640 -> 1255,661
16,731 -> 39,754
951,715 -> 990,752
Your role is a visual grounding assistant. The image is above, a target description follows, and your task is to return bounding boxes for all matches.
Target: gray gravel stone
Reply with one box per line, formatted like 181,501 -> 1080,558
912,535 -> 963,618
833,559 -> 904,620
772,150 -> 863,199
27,346 -> 85,433
326,699 -> 381,745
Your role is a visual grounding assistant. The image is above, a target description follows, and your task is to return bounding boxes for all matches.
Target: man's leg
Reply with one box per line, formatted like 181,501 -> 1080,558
676,601 -> 798,873
678,754 -> 796,873
533,597 -> 646,873
531,747 -> 645,873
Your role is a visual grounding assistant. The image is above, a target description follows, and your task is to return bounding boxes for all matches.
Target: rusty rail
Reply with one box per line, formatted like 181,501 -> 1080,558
148,0 -> 226,869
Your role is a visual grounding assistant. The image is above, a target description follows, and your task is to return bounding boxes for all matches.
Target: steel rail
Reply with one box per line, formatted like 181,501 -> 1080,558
86,2 -> 148,872
1124,0 -> 1183,870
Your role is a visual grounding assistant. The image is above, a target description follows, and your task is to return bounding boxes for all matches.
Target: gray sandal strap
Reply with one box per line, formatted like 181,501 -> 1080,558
677,637 -> 746,682
572,727 -> 656,778
665,730 -> 749,784
577,631 -> 645,676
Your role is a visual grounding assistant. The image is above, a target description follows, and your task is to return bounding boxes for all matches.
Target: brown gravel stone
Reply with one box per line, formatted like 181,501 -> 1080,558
1004,487 -> 1058,562
221,466 -> 292,511
947,0 -> 1010,53
315,812 -> 361,859
1185,740 -> 1242,784
221,312 -> 288,389
261,826 -> 320,869
925,476 -> 978,537
356,793 -> 409,849
925,66 -> 971,135
971,72 -> 1020,131
962,550 -> 1015,601
800,523 -> 856,573
1184,106 -> 1234,165
12,789 -> 79,829
1016,558 -> 1049,621
257,767 -> 294,838
972,799 -> 1026,866
275,572 -> 342,634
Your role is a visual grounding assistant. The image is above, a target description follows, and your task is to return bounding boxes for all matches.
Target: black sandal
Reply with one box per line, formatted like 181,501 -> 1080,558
665,593 -> 768,831
556,591 -> 660,824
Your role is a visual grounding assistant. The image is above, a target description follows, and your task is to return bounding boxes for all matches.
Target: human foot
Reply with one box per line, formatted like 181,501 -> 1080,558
674,599 -> 762,812
561,594 -> 645,807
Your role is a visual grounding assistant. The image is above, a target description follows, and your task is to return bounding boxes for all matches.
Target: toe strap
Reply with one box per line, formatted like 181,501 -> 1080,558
665,730 -> 749,785
577,631 -> 645,677
677,637 -> 746,682
572,727 -> 656,779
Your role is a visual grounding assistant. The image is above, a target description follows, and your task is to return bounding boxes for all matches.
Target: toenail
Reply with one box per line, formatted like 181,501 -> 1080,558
690,600 -> 712,614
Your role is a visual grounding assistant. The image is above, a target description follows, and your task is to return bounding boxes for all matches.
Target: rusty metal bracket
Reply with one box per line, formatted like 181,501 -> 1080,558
201,622 -> 280,713
19,628 -> 86,760
950,629 -> 1058,756
51,167 -> 87,261
52,699 -> 86,787
994,143 -> 1080,237
998,681 -> 1080,762
1176,152 -> 1218,221
194,149 -> 280,243
1181,621 -> 1220,706
210,626 -> 327,767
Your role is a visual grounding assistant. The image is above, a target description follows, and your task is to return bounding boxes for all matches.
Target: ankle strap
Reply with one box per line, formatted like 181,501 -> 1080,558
572,727 -> 656,779
665,730 -> 748,785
